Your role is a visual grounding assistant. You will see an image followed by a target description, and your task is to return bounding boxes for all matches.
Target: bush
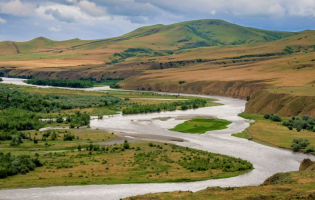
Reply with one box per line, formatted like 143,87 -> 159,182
292,144 -> 300,152
51,132 -> 57,140
56,116 -> 64,123
291,138 -> 311,152
181,105 -> 188,110
306,147 -> 315,153
0,153 -> 41,179
64,133 -> 75,141
270,114 -> 282,122
300,139 -> 310,148
263,114 -> 270,119
70,123 -> 76,129
123,140 -> 130,149
282,115 -> 315,132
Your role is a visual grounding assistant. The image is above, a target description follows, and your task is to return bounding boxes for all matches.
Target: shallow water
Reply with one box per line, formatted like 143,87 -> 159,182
0,78 -> 314,200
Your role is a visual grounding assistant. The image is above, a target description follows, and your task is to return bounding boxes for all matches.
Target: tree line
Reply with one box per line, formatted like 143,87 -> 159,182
0,153 -> 42,178
282,115 -> 315,132
0,88 -> 121,113
26,78 -> 94,88
122,99 -> 207,114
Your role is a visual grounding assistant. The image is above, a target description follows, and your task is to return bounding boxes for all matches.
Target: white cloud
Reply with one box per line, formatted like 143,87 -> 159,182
0,0 -> 35,16
0,17 -> 6,24
144,0 -> 315,18
37,2 -> 108,24
45,8 -> 76,23
35,22 -> 39,25
48,27 -> 62,32
210,10 -> 216,15
77,0 -> 104,17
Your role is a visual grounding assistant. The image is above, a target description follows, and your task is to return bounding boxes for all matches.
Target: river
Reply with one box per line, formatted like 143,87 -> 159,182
0,77 -> 313,200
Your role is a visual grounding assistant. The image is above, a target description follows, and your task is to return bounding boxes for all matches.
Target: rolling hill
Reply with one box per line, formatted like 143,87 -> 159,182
0,19 -> 298,55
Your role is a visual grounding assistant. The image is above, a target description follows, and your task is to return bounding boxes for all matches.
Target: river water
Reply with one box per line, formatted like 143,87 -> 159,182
0,78 -> 314,200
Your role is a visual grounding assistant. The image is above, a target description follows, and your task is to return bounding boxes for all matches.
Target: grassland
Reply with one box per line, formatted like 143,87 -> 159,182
237,113 -> 315,153
170,118 -> 232,134
0,138 -> 252,189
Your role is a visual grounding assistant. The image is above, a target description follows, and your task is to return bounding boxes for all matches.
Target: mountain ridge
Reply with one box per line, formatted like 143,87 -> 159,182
0,19 -> 300,54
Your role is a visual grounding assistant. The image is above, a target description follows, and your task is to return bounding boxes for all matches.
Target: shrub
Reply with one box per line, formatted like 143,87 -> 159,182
300,139 -> 310,148
51,132 -> 57,140
70,123 -> 76,129
10,135 -> 23,146
263,114 -> 270,119
181,105 -> 188,110
56,116 -> 64,123
64,133 -> 75,141
123,140 -> 130,149
270,114 -> 282,122
292,144 -> 300,152
306,147 -> 315,153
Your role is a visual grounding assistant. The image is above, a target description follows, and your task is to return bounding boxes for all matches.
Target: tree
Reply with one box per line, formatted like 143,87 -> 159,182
78,144 -> 81,151
123,140 -> 130,149
51,132 -> 57,140
270,114 -> 282,122
263,114 -> 270,119
56,116 -> 64,123
292,144 -> 300,152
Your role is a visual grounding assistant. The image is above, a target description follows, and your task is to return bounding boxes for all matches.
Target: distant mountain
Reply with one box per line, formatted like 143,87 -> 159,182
0,19 -> 299,54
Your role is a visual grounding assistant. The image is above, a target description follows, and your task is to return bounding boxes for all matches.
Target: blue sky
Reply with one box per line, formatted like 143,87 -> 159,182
0,0 -> 314,41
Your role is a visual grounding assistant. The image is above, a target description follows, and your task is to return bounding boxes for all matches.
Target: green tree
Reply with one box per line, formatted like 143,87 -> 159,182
123,140 -> 130,149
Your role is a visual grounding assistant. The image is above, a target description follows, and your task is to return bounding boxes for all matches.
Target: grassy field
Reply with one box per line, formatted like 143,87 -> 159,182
170,118 -> 232,134
0,53 -> 82,60
124,170 -> 315,200
231,130 -> 250,140
0,139 -> 252,189
0,129 -> 117,152
237,113 -> 315,153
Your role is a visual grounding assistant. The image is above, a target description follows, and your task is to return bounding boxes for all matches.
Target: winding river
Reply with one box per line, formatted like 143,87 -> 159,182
0,77 -> 314,200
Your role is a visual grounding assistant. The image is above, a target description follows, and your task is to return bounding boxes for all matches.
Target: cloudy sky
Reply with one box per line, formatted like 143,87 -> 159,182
0,0 -> 315,41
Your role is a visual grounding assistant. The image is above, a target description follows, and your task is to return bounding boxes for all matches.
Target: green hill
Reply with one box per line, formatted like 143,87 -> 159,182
0,19 -> 299,54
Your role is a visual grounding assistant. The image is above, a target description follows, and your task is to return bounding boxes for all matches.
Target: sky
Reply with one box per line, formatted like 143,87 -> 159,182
0,0 -> 315,41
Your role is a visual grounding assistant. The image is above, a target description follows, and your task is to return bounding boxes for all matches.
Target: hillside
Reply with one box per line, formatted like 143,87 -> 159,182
0,19 -> 297,55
